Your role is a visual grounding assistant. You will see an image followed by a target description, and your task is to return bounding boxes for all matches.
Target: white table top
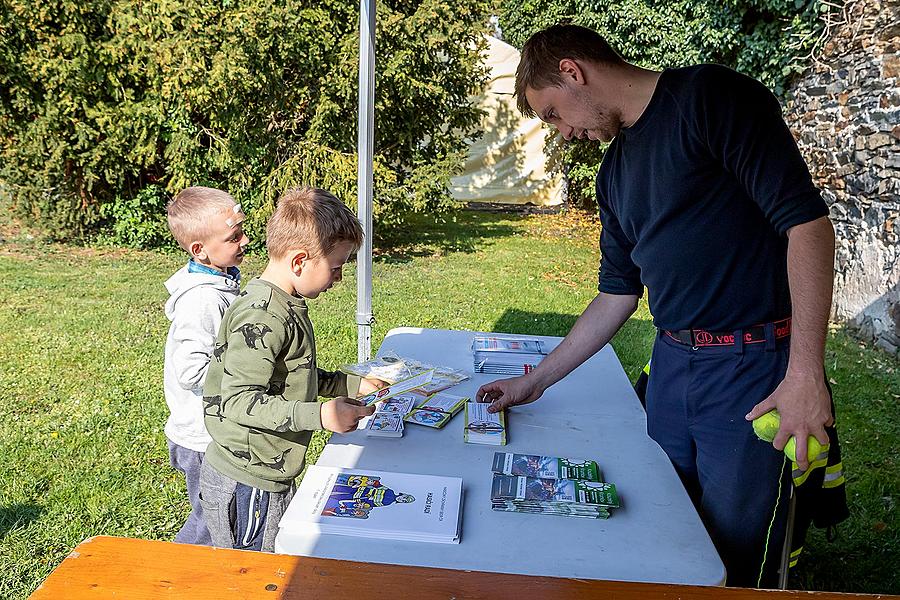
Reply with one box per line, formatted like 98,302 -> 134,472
275,327 -> 725,586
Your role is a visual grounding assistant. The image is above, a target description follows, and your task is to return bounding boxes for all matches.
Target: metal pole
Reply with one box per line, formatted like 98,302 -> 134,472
356,0 -> 376,362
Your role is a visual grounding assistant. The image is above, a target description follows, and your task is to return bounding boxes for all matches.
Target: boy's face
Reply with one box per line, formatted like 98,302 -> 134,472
294,240 -> 356,299
193,206 -> 249,271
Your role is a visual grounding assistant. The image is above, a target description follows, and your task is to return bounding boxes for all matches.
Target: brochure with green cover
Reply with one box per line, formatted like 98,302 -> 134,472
491,452 -> 601,481
491,473 -> 619,507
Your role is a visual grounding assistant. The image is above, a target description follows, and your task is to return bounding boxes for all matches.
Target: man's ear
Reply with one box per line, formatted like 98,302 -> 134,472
189,241 -> 206,260
558,58 -> 586,85
290,250 -> 310,275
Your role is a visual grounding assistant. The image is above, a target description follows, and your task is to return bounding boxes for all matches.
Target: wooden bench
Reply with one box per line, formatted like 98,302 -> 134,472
30,536 -> 896,599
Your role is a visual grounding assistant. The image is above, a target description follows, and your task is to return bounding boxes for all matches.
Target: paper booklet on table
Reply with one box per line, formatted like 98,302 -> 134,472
404,391 -> 468,429
491,452 -> 602,482
490,473 -> 619,519
473,335 -> 547,375
472,336 -> 546,354
341,353 -> 469,395
280,465 -> 463,544
358,370 -> 435,406
363,394 -> 418,437
464,401 -> 507,445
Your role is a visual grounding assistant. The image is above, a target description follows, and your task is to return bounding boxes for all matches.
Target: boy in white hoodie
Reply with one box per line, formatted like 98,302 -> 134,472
164,186 -> 249,544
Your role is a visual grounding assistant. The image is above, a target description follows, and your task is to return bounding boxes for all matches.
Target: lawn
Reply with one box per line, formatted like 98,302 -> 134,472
0,209 -> 897,597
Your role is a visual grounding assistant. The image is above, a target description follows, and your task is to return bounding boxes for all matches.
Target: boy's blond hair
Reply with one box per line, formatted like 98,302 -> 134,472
166,186 -> 238,250
266,187 -> 363,260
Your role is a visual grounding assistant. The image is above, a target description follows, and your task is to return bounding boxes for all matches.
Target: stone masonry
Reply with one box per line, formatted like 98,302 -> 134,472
785,0 -> 900,355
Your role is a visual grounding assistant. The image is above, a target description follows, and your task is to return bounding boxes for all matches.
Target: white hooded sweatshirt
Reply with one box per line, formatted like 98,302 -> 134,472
163,264 -> 241,452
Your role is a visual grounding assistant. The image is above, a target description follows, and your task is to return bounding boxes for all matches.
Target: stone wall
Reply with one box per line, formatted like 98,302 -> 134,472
785,0 -> 900,354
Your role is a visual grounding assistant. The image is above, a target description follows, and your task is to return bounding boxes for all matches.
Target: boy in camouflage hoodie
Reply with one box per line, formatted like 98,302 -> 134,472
200,187 -> 383,552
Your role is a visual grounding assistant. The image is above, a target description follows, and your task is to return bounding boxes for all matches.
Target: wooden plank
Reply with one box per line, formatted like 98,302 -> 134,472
30,536 -> 895,600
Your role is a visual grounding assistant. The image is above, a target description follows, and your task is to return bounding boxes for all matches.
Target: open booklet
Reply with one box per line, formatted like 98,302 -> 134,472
280,465 -> 463,543
404,391 -> 469,429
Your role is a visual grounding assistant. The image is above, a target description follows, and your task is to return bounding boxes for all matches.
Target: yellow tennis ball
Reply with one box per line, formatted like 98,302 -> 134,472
752,410 -> 829,463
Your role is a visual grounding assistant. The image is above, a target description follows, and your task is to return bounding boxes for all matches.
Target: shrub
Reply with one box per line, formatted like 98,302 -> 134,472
0,0 -> 491,247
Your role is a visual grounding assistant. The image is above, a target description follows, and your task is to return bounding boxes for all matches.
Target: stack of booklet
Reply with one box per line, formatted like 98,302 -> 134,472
281,465 -> 463,544
364,394 -> 417,437
472,335 -> 547,375
489,452 -> 620,519
464,401 -> 507,445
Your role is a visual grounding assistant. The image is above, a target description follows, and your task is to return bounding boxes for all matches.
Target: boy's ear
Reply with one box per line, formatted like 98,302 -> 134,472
189,241 -> 206,260
289,250 -> 310,275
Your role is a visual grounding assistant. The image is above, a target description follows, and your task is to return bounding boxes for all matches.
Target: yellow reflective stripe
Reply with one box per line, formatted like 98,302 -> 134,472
826,463 -> 843,475
791,547 -> 803,558
790,558 -> 799,568
642,360 -> 651,375
792,456 -> 828,485
824,474 -> 845,488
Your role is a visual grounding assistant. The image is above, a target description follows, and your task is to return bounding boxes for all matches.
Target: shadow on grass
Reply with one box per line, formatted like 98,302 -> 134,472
0,503 -> 43,539
374,211 -> 523,265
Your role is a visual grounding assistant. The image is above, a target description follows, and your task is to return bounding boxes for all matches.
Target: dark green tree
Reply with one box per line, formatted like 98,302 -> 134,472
0,0 -> 491,246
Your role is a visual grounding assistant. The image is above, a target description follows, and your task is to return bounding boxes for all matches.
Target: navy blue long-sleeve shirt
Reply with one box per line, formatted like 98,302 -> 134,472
596,64 -> 828,331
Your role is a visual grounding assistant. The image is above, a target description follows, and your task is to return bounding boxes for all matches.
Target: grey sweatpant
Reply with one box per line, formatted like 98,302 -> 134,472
198,460 -> 294,553
167,440 -> 212,546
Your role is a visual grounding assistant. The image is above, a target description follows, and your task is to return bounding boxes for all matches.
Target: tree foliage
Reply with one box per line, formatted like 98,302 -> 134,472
0,0 -> 491,246
499,0 -> 834,206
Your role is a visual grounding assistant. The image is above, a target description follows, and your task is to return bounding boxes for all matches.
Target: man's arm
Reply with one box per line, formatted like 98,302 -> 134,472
746,215 -> 835,470
479,292 -> 639,413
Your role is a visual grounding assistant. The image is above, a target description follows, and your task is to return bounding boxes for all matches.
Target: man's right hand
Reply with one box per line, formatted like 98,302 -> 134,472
476,374 -> 545,413
321,397 -> 376,433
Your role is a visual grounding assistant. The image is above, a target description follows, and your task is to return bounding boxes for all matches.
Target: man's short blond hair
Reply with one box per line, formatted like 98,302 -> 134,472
166,186 -> 237,250
266,187 -> 364,260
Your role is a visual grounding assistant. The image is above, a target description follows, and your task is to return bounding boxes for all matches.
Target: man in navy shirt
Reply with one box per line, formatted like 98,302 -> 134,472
477,24 -> 835,587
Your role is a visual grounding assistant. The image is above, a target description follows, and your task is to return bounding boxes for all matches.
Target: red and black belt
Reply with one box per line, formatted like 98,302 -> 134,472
664,318 -> 791,347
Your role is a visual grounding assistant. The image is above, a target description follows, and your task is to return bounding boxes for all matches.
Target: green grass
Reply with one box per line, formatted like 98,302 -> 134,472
0,210 -> 897,597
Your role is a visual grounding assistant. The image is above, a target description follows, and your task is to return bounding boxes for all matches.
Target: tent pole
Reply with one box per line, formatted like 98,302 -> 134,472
356,0 -> 376,362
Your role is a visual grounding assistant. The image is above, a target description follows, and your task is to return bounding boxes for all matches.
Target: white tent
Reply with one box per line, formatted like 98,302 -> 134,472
449,35 -> 563,206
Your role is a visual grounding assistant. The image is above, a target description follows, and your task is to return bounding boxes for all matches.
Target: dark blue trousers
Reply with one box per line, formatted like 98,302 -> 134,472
646,328 -> 791,588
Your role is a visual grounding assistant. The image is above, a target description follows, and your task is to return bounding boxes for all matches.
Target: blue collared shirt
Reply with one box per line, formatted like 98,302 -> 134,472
187,260 -> 241,282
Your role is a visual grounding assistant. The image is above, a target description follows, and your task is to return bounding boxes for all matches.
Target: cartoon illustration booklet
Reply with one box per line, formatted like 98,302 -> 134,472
404,391 -> 469,429
280,465 -> 463,543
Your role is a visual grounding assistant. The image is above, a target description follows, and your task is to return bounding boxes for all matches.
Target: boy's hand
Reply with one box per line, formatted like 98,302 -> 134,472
321,397 -> 376,433
358,377 -> 389,396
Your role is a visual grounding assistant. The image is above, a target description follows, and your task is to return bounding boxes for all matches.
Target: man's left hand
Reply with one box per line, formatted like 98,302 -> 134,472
745,371 -> 833,471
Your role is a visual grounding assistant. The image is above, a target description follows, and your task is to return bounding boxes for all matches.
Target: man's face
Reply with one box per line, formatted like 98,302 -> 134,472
197,207 -> 249,271
525,80 -> 622,143
295,240 -> 356,299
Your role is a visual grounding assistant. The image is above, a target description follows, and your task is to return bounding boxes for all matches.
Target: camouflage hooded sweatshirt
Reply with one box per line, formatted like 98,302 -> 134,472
203,278 -> 360,492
